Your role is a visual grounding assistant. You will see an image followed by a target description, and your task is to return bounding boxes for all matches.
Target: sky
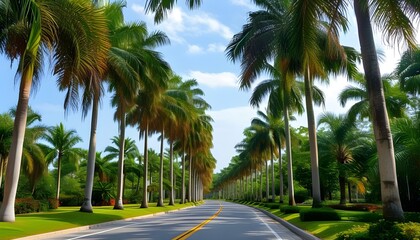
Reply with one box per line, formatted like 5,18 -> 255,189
0,0 -> 411,173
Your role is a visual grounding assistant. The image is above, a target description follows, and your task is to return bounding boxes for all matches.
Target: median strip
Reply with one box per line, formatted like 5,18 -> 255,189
172,203 -> 223,240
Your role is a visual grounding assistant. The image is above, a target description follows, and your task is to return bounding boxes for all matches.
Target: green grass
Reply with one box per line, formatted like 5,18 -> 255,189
0,201 -> 198,240
243,201 -> 369,240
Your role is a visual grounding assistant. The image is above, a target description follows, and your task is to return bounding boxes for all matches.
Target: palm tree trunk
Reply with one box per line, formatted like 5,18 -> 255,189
180,150 -> 186,204
188,154 -> 192,202
259,169 -> 263,201
114,111 -> 126,210
271,147 -> 275,202
348,182 -> 352,203
284,107 -> 296,206
80,95 -> 99,213
354,0 -> 404,221
279,149 -> 284,203
157,126 -> 165,207
0,156 -> 4,190
141,122 -> 149,208
0,71 -> 32,222
265,160 -> 269,202
169,140 -> 175,205
304,68 -> 322,207
56,154 -> 62,201
339,175 -> 346,205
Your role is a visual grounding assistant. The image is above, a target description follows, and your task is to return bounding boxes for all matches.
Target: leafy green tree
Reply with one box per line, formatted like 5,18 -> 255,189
0,0 -> 109,222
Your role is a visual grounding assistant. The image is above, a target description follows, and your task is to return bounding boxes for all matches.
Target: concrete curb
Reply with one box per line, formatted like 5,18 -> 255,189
249,205 -> 320,240
15,205 -> 198,240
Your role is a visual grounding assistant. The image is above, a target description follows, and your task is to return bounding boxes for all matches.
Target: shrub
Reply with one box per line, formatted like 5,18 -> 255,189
336,225 -> 369,240
294,188 -> 309,204
349,212 -> 382,223
15,198 -> 41,214
59,195 -> 84,206
280,205 -> 300,214
299,207 -> 340,221
329,204 -> 381,212
337,221 -> 420,240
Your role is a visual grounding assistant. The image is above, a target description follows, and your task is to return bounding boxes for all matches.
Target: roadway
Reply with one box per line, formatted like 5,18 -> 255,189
42,200 -> 302,240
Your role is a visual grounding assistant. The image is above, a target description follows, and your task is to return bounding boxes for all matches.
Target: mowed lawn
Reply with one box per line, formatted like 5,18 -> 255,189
0,202 -> 198,240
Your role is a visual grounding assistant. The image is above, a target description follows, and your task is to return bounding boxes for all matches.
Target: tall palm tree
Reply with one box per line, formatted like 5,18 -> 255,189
226,0 -> 357,207
305,0 -> 420,220
104,2 -> 171,210
251,110 -> 283,202
0,0 -> 109,222
41,123 -> 83,203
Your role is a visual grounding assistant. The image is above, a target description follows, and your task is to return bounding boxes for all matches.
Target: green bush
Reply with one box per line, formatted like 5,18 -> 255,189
336,225 -> 369,240
349,212 -> 382,223
337,221 -> 420,240
280,205 -> 300,214
299,207 -> 340,221
294,188 -> 309,203
59,195 -> 84,206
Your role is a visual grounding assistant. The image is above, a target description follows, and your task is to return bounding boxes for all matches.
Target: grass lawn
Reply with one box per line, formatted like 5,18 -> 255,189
0,201 -> 198,240
244,202 -> 370,240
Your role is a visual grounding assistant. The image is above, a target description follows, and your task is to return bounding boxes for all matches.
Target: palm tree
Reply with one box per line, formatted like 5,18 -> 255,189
338,73 -> 409,121
0,0 -> 109,222
317,112 -> 361,204
395,48 -> 420,112
144,0 -> 202,23
104,136 -> 139,204
41,123 -> 83,204
392,114 -> 420,210
305,0 -> 420,220
226,0 -> 357,207
251,110 -> 284,202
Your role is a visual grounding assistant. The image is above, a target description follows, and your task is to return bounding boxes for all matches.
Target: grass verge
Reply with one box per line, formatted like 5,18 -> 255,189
0,201 -> 199,240
240,201 -> 369,240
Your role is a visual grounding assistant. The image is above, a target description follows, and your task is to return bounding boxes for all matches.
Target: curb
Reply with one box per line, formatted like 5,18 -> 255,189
15,205 -> 198,240
249,205 -> 320,240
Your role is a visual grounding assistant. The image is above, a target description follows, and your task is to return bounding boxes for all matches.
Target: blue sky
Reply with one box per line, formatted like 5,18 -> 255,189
0,0 -> 409,173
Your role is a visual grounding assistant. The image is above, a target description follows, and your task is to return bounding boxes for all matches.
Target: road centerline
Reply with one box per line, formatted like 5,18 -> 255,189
172,202 -> 223,240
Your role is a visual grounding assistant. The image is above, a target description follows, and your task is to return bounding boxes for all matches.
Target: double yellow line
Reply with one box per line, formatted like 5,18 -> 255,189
172,202 -> 223,240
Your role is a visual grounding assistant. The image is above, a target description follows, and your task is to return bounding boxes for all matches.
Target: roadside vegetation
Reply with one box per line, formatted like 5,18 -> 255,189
0,201 -> 199,240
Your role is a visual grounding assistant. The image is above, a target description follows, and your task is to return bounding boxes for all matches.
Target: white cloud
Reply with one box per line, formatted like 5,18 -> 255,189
131,4 -> 233,43
207,43 -> 226,53
187,71 -> 238,88
230,0 -> 257,10
187,45 -> 204,54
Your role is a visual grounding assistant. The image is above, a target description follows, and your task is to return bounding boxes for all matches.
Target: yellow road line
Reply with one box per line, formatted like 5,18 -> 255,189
172,203 -> 223,240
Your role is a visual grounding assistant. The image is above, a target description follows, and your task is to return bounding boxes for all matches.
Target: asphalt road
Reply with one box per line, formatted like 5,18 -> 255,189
41,200 -> 302,240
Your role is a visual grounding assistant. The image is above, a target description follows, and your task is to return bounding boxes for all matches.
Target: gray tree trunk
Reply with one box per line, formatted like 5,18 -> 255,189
169,141 -> 175,205
271,148 -> 275,202
354,0 -> 404,221
114,111 -> 126,210
284,107 -> 296,206
140,122 -> 149,208
157,126 -> 164,207
80,96 -> 99,213
188,154 -> 192,202
304,68 -> 322,207
180,151 -> 186,204
265,160 -> 269,202
0,72 -> 32,222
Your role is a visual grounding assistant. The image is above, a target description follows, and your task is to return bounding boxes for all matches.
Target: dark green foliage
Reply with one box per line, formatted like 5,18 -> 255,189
405,212 -> 420,223
294,188 -> 309,203
349,212 -> 382,223
299,207 -> 341,221
329,204 -> 381,212
264,202 -> 280,209
59,195 -> 84,206
335,225 -> 370,240
280,205 -> 300,213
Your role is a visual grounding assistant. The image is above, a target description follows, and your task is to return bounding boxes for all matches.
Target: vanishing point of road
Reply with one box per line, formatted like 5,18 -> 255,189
42,200 -> 303,240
